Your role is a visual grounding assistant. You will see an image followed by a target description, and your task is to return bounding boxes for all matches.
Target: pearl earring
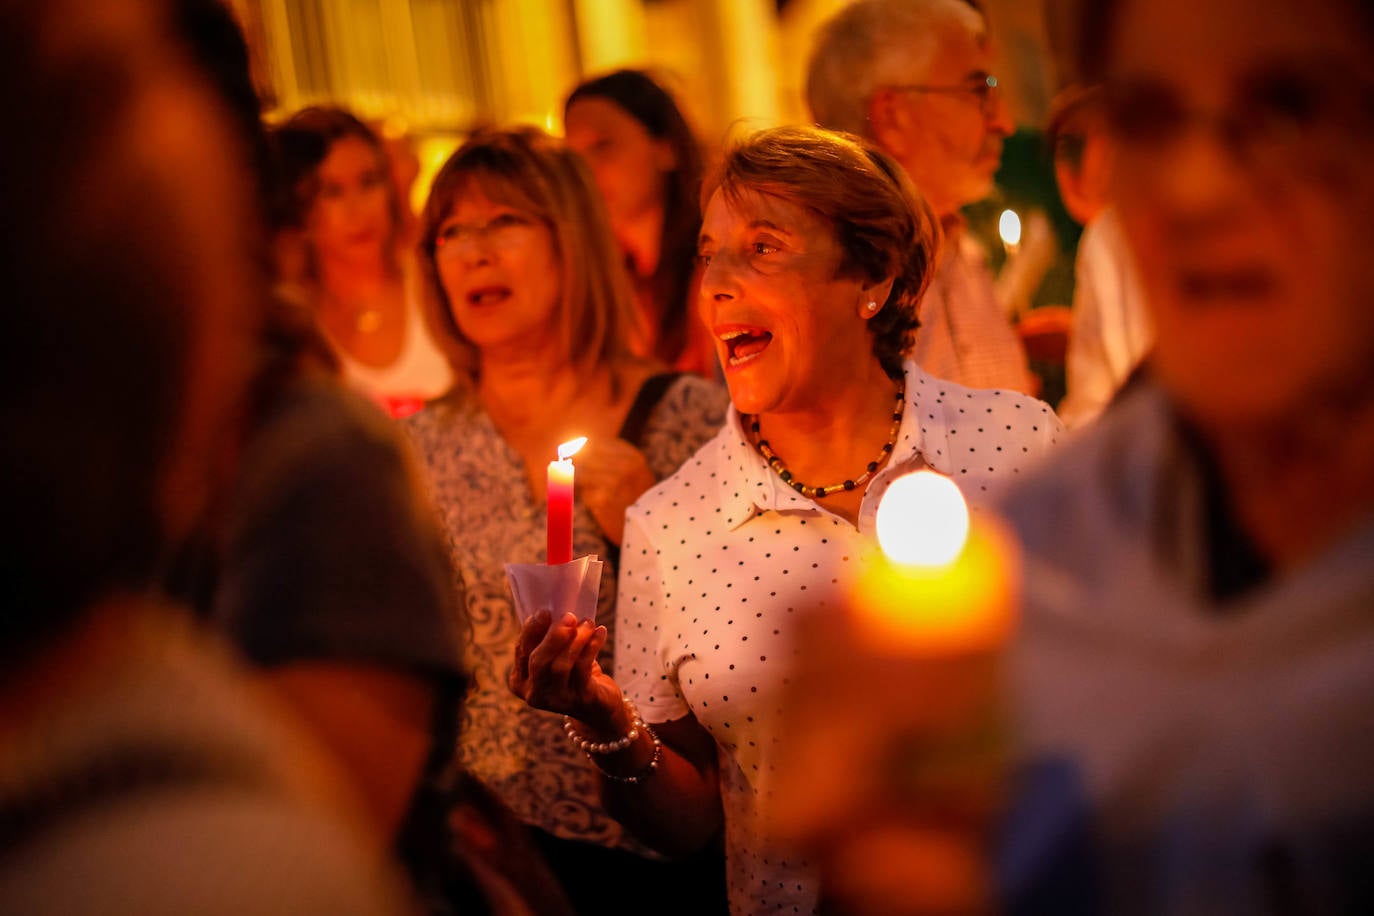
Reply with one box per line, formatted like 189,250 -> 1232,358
866,300 -> 879,313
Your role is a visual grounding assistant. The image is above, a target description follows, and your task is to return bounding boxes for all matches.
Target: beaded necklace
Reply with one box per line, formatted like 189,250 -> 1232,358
748,379 -> 906,499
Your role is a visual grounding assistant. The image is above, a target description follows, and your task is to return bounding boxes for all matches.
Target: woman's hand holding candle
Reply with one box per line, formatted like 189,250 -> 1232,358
509,610 -> 620,727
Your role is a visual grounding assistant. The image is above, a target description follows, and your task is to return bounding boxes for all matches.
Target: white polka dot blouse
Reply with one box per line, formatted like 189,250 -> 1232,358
615,359 -> 1063,916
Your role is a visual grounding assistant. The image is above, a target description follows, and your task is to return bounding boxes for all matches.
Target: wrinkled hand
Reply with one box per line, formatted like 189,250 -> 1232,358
576,438 -> 655,545
509,611 -> 624,728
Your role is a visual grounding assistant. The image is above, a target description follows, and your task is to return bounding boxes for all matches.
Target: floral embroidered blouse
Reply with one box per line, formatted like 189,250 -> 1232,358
404,375 -> 728,850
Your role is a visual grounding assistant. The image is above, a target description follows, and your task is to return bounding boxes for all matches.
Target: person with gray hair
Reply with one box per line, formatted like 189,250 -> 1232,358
807,0 -> 1034,395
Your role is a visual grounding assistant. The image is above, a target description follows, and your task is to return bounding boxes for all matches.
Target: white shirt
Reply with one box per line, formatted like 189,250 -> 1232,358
617,360 -> 1061,916
911,233 -> 1036,395
1058,209 -> 1152,429
334,262 -> 454,417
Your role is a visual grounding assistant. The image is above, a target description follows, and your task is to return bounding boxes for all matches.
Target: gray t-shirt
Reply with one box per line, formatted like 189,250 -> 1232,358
0,607 -> 412,915
998,380 -> 1374,914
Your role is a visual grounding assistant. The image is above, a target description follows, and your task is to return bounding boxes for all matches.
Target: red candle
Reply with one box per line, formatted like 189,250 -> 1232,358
546,437 -> 586,565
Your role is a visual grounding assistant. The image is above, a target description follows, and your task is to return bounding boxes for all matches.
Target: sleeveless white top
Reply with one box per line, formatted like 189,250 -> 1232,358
332,261 -> 454,417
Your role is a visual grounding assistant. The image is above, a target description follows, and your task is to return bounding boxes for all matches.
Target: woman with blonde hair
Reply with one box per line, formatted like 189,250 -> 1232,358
404,126 -> 729,912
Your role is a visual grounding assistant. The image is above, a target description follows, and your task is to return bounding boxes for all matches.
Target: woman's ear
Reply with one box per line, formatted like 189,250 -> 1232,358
859,277 -> 897,320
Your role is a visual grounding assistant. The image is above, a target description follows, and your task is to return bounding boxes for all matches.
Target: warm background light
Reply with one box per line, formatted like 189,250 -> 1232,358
875,471 -> 970,567
234,0 -> 1055,166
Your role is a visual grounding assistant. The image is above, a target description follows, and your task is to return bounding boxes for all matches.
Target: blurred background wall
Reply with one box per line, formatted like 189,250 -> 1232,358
229,0 -> 1063,188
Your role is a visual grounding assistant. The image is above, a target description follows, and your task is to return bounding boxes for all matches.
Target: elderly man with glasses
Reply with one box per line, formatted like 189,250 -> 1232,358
807,0 -> 1035,395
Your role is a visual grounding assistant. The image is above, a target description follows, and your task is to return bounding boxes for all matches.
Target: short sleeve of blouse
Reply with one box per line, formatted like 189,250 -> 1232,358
615,510 -> 692,723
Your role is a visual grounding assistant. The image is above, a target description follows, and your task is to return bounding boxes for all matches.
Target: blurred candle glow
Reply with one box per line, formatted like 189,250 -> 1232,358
769,471 -> 1019,898
854,471 -> 1017,654
547,436 -> 586,565
876,471 -> 970,566
998,209 -> 1022,250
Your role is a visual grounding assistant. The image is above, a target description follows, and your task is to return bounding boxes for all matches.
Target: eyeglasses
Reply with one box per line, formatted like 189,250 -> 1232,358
884,74 -> 1002,117
1104,69 -> 1374,173
433,211 -> 540,259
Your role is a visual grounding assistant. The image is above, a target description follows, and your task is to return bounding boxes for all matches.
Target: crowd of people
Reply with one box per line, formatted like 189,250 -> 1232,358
3,0 -> 1372,915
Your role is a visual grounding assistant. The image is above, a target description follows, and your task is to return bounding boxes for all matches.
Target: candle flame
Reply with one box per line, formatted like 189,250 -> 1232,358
875,471 -> 969,567
557,436 -> 588,460
998,209 -> 1022,247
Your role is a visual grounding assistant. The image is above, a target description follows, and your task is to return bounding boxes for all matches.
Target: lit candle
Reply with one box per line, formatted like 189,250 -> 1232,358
765,471 -> 1019,911
854,470 -> 1018,655
546,436 -> 586,566
998,208 -> 1022,261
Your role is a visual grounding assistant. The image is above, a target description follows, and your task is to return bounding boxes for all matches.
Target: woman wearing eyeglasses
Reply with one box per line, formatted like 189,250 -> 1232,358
402,127 -> 729,913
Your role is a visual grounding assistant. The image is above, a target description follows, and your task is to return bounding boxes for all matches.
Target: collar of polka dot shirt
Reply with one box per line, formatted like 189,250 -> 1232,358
713,361 -> 958,535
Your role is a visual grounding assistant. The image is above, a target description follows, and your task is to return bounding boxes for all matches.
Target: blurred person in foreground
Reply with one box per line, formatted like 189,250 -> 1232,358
159,0 -> 341,616
166,4 -> 568,910
807,0 -> 1034,395
1000,0 -> 1374,908
1049,82 -> 1152,429
0,1 -> 408,912
510,125 -> 1060,916
404,126 -> 730,913
781,0 -> 1374,912
213,407 -> 573,914
564,69 -> 718,377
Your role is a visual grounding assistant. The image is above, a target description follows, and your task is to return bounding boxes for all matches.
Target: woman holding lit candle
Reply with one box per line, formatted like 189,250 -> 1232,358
511,125 -> 1061,916
402,127 -> 729,911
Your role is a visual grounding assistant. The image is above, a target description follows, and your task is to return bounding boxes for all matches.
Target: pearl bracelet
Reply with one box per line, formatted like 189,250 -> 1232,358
594,721 -> 662,785
563,697 -> 644,756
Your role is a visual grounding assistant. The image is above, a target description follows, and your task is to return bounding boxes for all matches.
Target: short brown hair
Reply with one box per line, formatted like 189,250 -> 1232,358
702,125 -> 940,379
417,126 -> 639,381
